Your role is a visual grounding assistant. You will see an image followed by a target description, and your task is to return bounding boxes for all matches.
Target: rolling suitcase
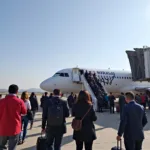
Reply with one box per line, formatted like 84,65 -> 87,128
36,133 -> 47,150
111,140 -> 122,150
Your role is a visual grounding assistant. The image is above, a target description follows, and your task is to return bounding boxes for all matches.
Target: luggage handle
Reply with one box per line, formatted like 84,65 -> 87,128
117,139 -> 122,149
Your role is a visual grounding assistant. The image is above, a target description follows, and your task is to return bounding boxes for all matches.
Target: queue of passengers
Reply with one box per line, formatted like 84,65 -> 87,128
0,84 -> 148,150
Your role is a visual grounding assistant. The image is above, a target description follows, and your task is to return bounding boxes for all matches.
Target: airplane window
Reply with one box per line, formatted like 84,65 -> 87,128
53,73 -> 61,77
125,77 -> 126,79
122,77 -> 124,79
64,73 -> 69,77
60,73 -> 65,77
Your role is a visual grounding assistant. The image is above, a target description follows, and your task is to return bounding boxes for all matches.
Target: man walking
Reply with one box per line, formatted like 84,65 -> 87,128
119,92 -> 126,120
40,92 -> 49,108
0,85 -> 27,150
109,92 -> 115,114
42,89 -> 69,150
67,92 -> 75,116
117,92 -> 148,150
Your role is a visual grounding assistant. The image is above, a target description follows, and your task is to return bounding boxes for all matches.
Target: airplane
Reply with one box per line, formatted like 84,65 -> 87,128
40,67 -> 150,94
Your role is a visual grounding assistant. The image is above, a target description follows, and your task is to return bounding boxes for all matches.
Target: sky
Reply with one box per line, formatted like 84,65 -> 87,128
0,0 -> 150,89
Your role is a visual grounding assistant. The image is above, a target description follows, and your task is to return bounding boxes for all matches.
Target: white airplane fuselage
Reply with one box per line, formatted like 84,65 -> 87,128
40,68 -> 150,94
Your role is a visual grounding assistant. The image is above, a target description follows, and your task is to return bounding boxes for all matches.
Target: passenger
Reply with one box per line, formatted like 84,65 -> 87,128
74,94 -> 77,102
140,93 -> 146,109
84,70 -> 88,79
42,89 -> 69,150
0,94 -> 2,100
93,72 -> 96,79
104,93 -> 109,108
19,91 -> 31,144
72,90 -> 97,150
109,92 -> 115,114
135,94 -> 141,104
67,92 -> 75,116
49,93 -> 53,99
40,92 -> 49,108
97,94 -> 103,113
117,92 -> 148,150
0,85 -> 26,150
29,92 -> 39,129
118,92 -> 126,120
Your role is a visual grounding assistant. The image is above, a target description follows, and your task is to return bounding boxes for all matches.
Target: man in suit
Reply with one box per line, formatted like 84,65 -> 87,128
117,91 -> 148,150
119,92 -> 126,120
42,89 -> 69,150
109,92 -> 116,114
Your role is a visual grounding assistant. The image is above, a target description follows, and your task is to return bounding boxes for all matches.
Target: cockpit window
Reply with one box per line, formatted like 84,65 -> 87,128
64,73 -> 69,77
60,73 -> 64,77
53,73 -> 69,77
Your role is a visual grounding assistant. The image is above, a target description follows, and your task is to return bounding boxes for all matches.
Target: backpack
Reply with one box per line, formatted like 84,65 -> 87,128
72,106 -> 92,131
47,98 -> 63,126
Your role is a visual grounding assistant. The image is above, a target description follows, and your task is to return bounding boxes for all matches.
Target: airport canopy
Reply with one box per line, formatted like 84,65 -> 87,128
126,46 -> 150,81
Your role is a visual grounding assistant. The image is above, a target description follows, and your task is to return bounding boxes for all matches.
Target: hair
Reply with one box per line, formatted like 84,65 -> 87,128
125,91 -> 135,100
0,94 -> 2,98
53,89 -> 60,96
77,90 -> 92,105
121,92 -> 124,95
45,92 -> 48,96
110,92 -> 112,95
21,91 -> 29,102
71,92 -> 73,95
31,92 -> 35,97
8,84 -> 19,94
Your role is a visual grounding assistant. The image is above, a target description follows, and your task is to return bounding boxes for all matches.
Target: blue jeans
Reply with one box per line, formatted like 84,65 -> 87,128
20,116 -> 29,141
0,134 -> 19,150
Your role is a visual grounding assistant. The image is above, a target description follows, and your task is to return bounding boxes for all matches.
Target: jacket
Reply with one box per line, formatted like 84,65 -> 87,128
119,95 -> 126,111
0,95 -> 27,136
72,102 -> 97,142
40,96 -> 49,108
29,96 -> 39,111
42,96 -> 69,134
109,95 -> 115,105
118,101 -> 148,140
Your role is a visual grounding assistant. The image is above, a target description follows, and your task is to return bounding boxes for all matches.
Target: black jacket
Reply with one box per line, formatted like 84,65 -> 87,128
67,95 -> 74,108
118,101 -> 148,140
29,96 -> 38,111
40,96 -> 49,108
72,102 -> 97,142
42,96 -> 69,134
109,95 -> 115,105
119,95 -> 126,111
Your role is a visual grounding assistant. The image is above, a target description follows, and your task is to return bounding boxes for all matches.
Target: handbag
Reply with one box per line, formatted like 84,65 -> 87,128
72,106 -> 92,131
27,110 -> 33,121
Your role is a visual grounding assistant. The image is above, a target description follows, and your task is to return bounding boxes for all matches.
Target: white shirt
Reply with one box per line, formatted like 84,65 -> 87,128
24,100 -> 31,110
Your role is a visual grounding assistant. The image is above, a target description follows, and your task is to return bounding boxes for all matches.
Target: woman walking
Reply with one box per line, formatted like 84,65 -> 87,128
29,92 -> 38,129
19,91 -> 31,144
72,90 -> 97,150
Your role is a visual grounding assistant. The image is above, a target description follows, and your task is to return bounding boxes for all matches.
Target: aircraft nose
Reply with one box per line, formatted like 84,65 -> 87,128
40,78 -> 57,92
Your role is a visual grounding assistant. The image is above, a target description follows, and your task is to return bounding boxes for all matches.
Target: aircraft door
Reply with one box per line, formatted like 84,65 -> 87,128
72,68 -> 80,82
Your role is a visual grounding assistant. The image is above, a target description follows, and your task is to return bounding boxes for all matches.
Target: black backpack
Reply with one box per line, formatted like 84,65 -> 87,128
47,98 -> 64,126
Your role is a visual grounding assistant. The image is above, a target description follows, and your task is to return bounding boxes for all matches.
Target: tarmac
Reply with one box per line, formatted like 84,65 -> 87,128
17,97 -> 150,150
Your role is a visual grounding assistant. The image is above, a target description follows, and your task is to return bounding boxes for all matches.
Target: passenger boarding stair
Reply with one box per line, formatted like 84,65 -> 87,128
81,74 -> 98,110
83,73 -> 108,110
